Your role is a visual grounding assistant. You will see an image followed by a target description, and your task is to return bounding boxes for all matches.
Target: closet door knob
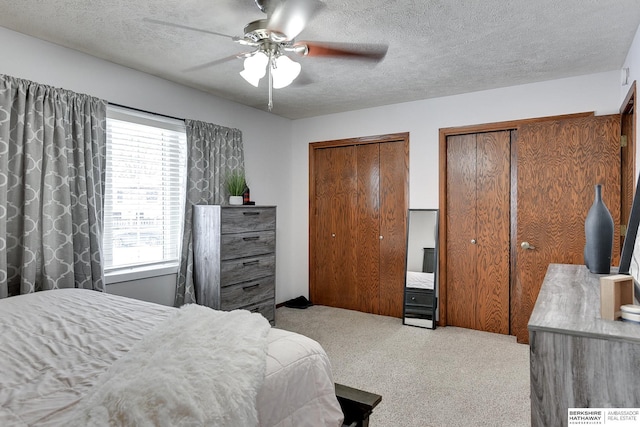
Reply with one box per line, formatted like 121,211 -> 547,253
331,233 -> 336,238
521,241 -> 535,250
470,239 -> 477,244
379,235 -> 384,240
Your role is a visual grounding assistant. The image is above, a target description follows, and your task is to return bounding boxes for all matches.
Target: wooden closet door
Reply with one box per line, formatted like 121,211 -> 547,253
513,115 -> 620,344
378,140 -> 409,317
446,131 -> 510,333
311,145 -> 359,310
356,143 -> 381,313
475,131 -> 511,334
310,133 -> 409,317
446,134 -> 478,329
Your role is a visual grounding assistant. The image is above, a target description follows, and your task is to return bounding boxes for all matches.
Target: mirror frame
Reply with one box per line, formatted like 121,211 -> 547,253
619,172 -> 640,300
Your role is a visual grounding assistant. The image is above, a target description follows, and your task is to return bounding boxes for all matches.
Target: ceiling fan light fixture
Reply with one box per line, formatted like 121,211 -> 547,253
240,51 -> 269,87
272,54 -> 301,89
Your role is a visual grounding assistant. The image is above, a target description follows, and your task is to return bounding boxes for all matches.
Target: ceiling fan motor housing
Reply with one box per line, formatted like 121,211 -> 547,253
244,19 -> 288,43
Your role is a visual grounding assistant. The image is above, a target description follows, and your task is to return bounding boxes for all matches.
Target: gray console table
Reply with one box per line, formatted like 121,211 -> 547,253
528,264 -> 640,427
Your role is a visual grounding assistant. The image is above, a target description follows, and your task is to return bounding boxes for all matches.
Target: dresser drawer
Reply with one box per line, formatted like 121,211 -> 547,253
221,230 -> 275,260
221,207 -> 276,234
405,289 -> 435,307
220,254 -> 275,285
243,299 -> 275,324
220,276 -> 275,311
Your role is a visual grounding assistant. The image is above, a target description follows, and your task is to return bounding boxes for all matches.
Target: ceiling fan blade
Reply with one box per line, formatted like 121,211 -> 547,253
297,41 -> 389,62
143,18 -> 240,42
183,53 -> 249,72
267,0 -> 324,40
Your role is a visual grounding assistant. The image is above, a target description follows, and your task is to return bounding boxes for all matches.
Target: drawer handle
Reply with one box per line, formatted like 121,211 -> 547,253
251,307 -> 260,313
243,236 -> 260,241
411,296 -> 416,301
243,212 -> 260,216
243,284 -> 260,291
243,260 -> 260,266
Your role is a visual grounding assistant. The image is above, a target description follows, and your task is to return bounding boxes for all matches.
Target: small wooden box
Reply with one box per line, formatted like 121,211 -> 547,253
600,274 -> 635,321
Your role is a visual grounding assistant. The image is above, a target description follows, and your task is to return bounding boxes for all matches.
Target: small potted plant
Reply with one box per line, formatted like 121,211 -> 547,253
226,170 -> 246,205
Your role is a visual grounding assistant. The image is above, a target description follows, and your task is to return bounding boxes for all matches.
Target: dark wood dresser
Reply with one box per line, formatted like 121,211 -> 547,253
192,205 -> 276,324
528,264 -> 640,427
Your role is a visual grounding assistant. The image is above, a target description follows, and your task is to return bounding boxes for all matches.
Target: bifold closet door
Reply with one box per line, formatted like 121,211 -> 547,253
311,139 -> 408,317
446,131 -> 510,334
312,145 -> 360,310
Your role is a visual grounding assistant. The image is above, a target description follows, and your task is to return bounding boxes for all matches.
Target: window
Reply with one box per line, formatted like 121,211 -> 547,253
104,106 -> 187,280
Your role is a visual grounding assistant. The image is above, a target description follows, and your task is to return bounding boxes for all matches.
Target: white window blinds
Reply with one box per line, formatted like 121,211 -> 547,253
104,106 -> 187,272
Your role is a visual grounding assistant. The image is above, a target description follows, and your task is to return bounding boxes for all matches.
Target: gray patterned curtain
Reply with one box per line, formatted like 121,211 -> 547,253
0,75 -> 106,299
175,119 -> 244,306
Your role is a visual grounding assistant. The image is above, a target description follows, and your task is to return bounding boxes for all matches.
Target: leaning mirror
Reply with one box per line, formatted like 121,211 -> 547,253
619,172 -> 640,300
403,209 -> 439,329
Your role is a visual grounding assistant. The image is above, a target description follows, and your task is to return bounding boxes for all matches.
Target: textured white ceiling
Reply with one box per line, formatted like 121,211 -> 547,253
1,0 -> 640,119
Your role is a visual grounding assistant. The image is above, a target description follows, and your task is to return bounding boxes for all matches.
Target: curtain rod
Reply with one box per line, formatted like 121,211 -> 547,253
108,102 -> 185,122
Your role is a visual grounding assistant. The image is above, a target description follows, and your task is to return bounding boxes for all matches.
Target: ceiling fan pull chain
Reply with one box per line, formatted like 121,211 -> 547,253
268,52 -> 274,111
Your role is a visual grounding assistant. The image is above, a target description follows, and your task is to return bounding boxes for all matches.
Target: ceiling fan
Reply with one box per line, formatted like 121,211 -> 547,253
145,0 -> 388,111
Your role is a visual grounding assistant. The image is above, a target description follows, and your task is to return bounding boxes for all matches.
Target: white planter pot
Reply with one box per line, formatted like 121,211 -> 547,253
229,196 -> 243,205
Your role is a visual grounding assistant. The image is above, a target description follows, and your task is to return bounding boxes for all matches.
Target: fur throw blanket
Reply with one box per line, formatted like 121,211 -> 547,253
72,304 -> 271,427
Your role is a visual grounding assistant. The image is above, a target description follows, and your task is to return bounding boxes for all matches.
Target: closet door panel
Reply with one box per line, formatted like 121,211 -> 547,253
514,115 -> 620,343
312,146 -> 359,309
311,147 -> 332,305
446,134 -> 478,330
356,143 -> 381,314
378,140 -> 409,318
475,131 -> 511,335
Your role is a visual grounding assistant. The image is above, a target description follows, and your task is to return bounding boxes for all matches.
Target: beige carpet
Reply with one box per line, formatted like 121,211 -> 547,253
275,305 -> 531,427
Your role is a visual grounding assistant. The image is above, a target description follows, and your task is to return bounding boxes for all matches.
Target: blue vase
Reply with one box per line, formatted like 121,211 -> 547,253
584,184 -> 614,274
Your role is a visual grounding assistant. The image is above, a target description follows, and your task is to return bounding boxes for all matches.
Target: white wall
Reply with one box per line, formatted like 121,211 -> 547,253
287,70 -> 622,300
0,26 -> 294,306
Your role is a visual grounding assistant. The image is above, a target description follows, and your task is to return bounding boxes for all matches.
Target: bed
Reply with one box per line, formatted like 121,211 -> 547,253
0,289 -> 344,426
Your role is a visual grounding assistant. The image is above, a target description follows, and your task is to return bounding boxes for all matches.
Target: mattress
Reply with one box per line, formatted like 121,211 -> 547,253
0,289 -> 343,426
406,271 -> 435,290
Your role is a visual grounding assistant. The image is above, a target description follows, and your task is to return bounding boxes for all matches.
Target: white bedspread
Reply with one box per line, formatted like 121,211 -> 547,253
73,304 -> 270,426
406,271 -> 435,290
0,289 -> 343,427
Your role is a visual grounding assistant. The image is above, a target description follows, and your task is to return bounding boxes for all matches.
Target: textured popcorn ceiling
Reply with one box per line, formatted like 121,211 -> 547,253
1,0 -> 640,119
